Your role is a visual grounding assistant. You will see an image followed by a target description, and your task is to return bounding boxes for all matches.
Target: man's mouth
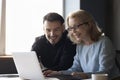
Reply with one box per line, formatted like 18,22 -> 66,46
50,36 -> 57,40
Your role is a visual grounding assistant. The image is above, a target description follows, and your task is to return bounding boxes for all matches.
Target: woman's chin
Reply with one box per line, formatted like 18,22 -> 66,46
76,38 -> 82,42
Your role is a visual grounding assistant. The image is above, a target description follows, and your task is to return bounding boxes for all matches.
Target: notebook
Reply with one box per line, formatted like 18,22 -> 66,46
12,51 -> 59,80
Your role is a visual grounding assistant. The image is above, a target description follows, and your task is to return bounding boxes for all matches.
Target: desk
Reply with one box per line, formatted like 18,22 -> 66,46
0,74 -> 91,80
0,74 -> 20,80
0,77 -> 91,80
0,77 -> 20,80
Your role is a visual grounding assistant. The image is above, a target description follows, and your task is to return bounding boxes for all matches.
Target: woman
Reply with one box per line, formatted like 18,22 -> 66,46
43,10 -> 119,79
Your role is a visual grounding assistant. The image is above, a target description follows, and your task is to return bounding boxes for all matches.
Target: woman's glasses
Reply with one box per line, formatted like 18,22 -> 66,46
67,22 -> 88,31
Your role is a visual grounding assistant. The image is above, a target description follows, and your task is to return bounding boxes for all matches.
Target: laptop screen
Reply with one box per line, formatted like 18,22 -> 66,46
12,51 -> 46,80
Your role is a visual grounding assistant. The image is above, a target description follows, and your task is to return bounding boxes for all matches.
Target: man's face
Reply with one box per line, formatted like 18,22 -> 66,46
43,21 -> 65,45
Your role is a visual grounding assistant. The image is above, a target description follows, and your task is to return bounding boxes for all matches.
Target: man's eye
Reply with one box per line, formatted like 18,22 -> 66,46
55,29 -> 60,31
46,29 -> 50,32
76,25 -> 80,28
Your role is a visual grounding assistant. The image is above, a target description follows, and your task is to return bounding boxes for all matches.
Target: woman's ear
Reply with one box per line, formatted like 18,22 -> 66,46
87,21 -> 93,29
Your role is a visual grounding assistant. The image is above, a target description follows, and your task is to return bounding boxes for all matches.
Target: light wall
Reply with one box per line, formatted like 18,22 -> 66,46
63,0 -> 80,24
0,0 -> 5,55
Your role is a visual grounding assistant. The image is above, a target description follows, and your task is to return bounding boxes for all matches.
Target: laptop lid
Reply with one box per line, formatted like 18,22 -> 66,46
12,51 -> 46,80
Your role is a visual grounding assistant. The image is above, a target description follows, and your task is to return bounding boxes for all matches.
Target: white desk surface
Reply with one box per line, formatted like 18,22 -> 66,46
0,77 -> 21,80
0,74 -> 92,80
83,79 -> 91,80
0,77 -> 92,80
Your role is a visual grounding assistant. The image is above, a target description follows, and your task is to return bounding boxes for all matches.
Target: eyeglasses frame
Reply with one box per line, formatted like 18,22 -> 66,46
67,22 -> 88,31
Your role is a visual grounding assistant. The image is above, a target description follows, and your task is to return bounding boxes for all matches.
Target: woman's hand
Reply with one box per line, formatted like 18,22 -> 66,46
43,70 -> 61,77
71,72 -> 88,79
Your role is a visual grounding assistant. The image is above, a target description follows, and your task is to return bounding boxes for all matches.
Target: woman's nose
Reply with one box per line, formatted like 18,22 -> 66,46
71,28 -> 77,33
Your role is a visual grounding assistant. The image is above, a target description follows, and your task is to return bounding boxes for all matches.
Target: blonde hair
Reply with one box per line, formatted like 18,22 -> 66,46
67,9 -> 103,44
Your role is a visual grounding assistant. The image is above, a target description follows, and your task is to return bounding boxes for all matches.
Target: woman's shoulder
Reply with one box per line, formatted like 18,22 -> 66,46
99,36 -> 111,42
98,36 -> 113,47
76,36 -> 112,48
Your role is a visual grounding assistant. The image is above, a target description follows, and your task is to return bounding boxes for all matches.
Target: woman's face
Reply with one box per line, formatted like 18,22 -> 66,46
68,17 -> 90,43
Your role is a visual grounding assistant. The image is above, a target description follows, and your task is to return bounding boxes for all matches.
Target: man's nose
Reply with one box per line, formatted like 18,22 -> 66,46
50,31 -> 55,36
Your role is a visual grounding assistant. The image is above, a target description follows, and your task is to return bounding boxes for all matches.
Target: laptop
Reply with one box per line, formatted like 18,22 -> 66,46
12,51 -> 59,80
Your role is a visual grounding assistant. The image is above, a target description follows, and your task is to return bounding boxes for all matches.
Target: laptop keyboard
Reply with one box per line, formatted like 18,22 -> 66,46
47,74 -> 82,80
45,77 -> 60,80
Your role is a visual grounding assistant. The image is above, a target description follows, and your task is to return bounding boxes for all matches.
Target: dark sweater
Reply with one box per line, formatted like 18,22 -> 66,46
31,31 -> 76,71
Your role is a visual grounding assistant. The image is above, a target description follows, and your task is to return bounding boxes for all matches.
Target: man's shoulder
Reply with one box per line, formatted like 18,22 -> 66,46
35,35 -> 46,43
36,35 -> 44,40
63,30 -> 68,36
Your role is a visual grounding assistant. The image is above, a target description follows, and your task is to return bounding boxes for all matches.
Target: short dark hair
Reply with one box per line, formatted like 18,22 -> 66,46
43,12 -> 64,24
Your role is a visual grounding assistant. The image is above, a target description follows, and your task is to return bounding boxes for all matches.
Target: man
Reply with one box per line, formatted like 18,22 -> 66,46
31,12 -> 76,71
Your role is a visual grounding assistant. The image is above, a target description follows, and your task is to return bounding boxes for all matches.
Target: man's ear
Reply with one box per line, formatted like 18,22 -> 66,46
43,26 -> 45,31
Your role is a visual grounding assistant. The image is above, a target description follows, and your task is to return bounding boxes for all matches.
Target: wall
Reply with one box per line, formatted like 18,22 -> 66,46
113,0 -> 120,50
0,0 -> 5,55
80,0 -> 120,51
63,0 -> 80,21
80,0 -> 106,31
